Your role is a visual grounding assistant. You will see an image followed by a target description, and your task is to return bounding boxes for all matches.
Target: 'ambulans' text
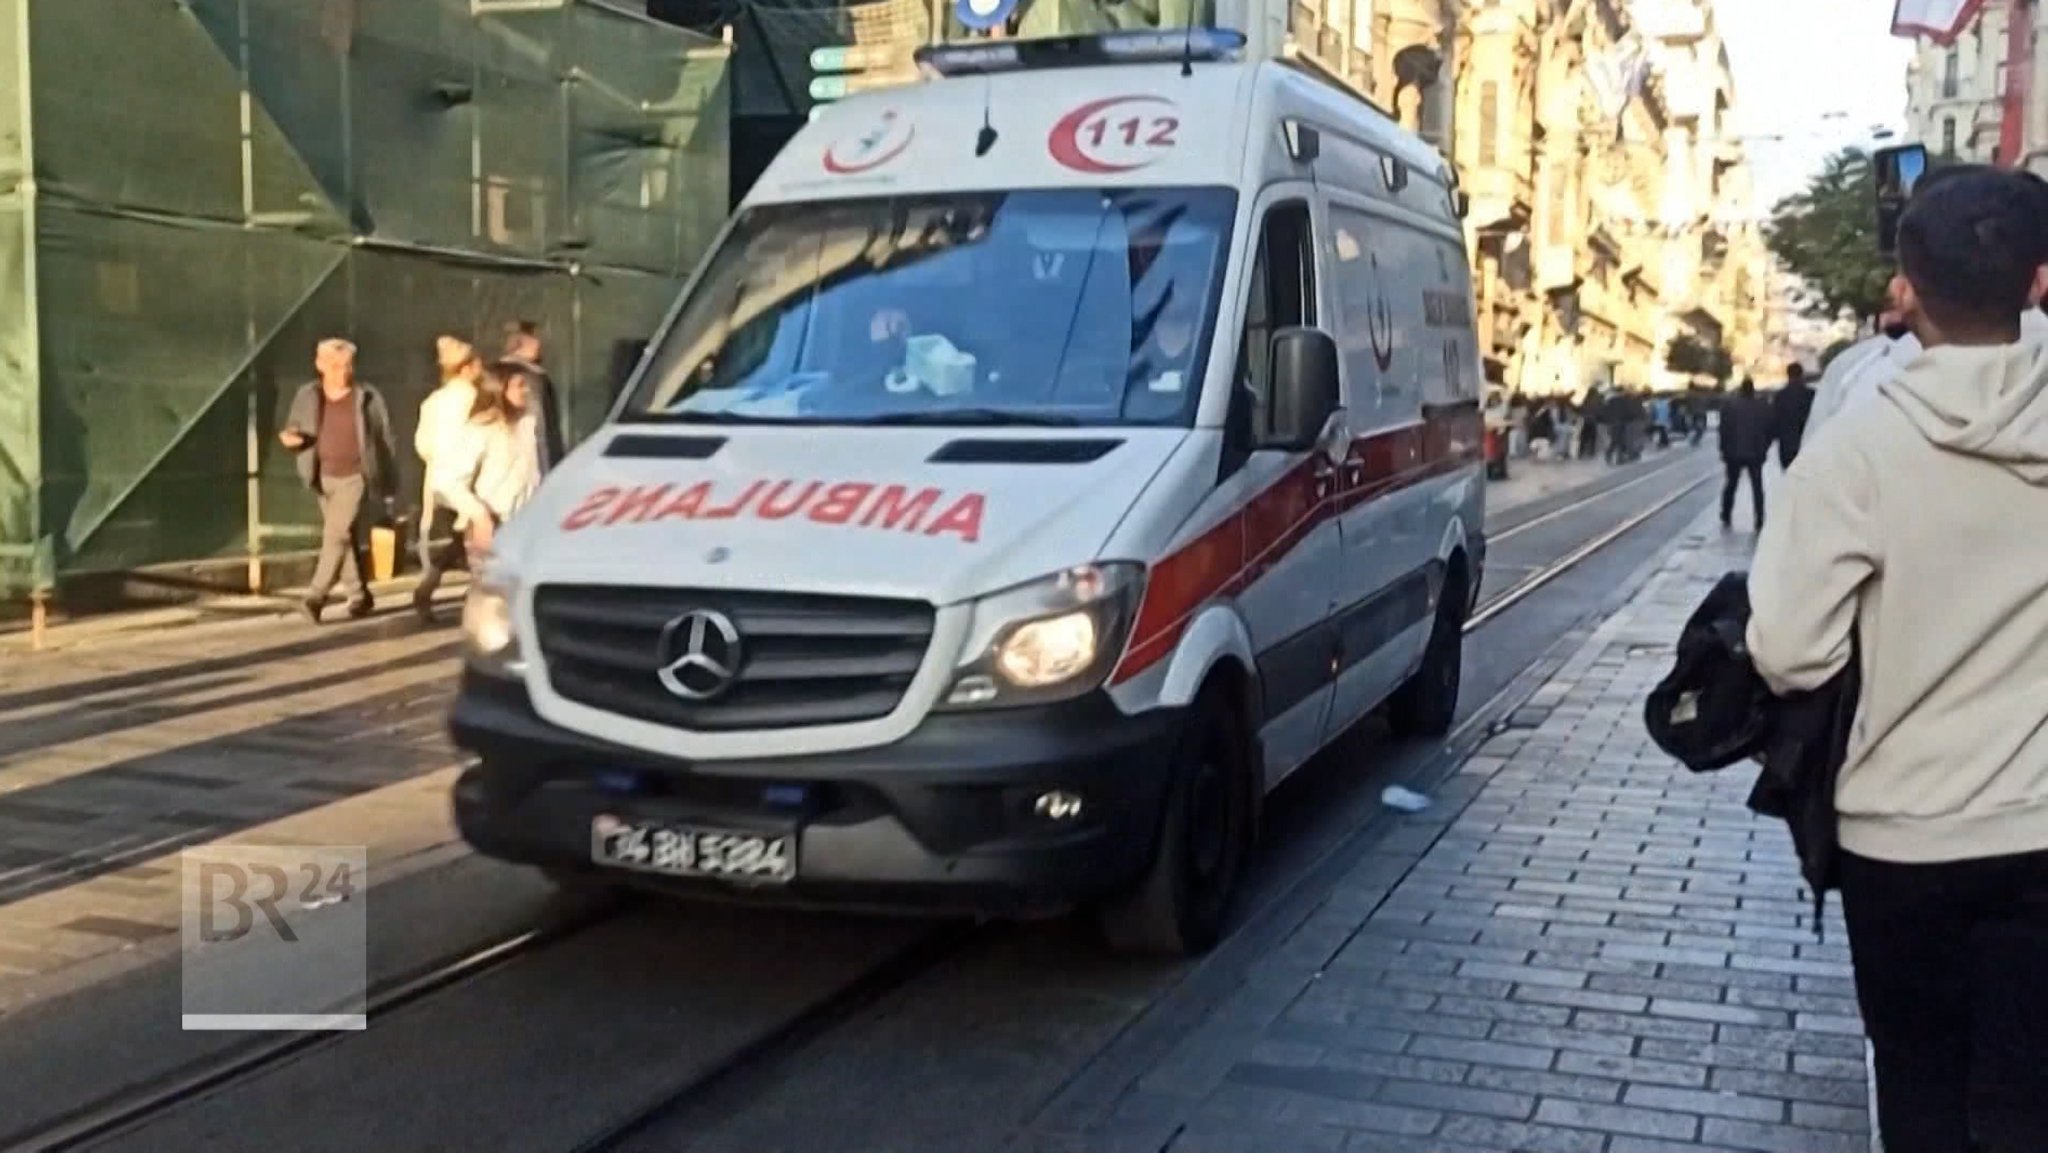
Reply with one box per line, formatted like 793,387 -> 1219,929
559,480 -> 988,543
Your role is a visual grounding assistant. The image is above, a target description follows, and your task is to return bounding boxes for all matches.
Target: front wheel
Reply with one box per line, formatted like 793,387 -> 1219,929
1387,568 -> 1467,738
1096,685 -> 1252,958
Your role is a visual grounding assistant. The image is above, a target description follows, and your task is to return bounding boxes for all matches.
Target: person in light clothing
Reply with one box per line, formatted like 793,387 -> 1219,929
500,320 -> 565,470
428,361 -> 544,559
1745,168 -> 2048,1153
1810,302 -> 2048,440
412,337 -> 482,620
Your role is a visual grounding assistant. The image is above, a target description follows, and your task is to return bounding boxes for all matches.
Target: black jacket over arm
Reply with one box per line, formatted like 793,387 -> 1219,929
1645,573 -> 1859,928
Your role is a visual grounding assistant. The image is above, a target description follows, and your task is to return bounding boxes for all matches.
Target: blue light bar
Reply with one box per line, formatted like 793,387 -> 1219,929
1099,27 -> 1247,61
914,28 -> 1248,78
915,41 -> 1023,76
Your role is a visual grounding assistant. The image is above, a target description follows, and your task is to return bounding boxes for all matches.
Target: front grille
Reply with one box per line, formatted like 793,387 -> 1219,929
532,585 -> 936,732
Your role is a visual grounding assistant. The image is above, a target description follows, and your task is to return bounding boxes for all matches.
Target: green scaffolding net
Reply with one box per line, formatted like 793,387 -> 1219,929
0,0 -> 730,595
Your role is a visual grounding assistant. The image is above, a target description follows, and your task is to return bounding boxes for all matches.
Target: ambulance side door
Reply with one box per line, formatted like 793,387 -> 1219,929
1320,198 -> 1436,740
1228,188 -> 1346,787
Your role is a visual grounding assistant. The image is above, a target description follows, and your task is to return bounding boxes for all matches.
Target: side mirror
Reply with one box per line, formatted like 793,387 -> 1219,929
1264,327 -> 1341,452
1873,143 -> 1928,257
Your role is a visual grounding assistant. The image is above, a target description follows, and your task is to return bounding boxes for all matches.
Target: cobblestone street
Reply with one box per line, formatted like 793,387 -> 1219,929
1034,510 -> 1871,1153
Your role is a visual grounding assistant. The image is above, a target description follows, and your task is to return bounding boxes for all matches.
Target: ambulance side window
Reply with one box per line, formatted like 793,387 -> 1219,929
1235,202 -> 1316,443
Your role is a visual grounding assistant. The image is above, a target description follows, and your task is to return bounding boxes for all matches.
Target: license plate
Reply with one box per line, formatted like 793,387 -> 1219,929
590,814 -> 796,884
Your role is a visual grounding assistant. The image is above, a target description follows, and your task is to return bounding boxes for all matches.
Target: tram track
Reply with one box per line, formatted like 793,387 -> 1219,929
3,455 -> 1717,1153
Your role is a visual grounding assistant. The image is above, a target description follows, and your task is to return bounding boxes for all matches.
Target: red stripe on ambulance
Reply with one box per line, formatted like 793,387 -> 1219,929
1110,404 -> 1482,685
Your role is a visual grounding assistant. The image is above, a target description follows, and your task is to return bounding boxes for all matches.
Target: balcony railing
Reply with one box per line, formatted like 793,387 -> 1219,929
1287,0 -> 1372,97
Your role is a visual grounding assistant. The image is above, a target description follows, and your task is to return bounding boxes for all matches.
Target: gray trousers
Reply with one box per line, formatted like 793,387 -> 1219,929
310,473 -> 369,602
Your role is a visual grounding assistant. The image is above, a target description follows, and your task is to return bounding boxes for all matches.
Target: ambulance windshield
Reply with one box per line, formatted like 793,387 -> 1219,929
625,187 -> 1236,427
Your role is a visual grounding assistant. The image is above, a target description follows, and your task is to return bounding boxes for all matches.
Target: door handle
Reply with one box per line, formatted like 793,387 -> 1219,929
1342,458 -> 1365,484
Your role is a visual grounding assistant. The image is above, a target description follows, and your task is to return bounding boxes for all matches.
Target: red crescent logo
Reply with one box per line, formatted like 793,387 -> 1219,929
823,116 -> 915,175
1367,254 -> 1397,373
1048,96 -> 1176,174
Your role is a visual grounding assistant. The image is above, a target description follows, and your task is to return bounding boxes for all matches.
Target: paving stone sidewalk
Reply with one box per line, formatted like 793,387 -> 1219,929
0,610 -> 470,1003
1074,513 -> 1871,1153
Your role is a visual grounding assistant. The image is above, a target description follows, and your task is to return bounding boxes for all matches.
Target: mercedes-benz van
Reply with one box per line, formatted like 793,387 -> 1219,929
449,29 -> 1486,956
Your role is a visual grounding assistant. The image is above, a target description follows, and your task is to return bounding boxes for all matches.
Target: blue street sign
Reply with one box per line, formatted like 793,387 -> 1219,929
954,0 -> 1019,32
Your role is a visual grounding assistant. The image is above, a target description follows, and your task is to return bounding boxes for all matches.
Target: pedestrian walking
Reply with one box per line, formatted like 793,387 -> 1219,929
1649,393 -> 1672,449
1771,362 -> 1815,468
1746,167 -> 2048,1153
428,361 -> 545,560
1622,389 -> 1648,460
499,320 -> 566,470
1526,402 -> 1556,461
278,338 -> 398,623
1716,377 -> 1772,529
412,336 -> 482,621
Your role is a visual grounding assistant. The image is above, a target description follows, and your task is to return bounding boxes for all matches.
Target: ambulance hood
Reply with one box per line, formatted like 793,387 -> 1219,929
501,425 -> 1186,605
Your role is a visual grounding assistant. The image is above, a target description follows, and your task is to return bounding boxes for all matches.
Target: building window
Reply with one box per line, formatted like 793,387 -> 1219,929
1479,81 -> 1500,167
1942,116 -> 1957,157
1943,47 -> 1959,98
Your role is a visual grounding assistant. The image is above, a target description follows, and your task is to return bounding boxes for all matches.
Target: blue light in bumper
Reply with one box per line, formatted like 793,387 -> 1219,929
594,770 -> 645,795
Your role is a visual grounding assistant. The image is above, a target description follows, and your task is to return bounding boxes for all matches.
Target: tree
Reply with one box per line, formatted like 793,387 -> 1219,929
1667,333 -> 1734,383
1765,148 -> 1894,323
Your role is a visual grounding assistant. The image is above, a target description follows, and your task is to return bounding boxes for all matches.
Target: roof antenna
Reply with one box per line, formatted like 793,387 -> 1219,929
975,72 -> 998,156
1179,20 -> 1196,77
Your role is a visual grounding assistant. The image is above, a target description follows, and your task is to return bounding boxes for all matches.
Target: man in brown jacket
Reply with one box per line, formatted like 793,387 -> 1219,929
278,338 -> 398,623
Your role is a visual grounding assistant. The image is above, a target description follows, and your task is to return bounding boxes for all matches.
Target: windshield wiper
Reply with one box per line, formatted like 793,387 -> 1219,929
851,408 -> 1084,427
636,409 -> 814,425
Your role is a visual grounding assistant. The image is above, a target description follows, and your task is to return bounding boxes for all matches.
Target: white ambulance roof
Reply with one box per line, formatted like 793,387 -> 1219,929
747,58 -> 1451,207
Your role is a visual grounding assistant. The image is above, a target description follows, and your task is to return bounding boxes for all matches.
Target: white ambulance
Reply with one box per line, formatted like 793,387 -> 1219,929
450,29 -> 1486,956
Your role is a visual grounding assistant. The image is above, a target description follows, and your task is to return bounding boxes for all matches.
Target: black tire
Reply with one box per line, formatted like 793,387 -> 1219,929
1096,685 -> 1252,958
1387,567 -> 1467,738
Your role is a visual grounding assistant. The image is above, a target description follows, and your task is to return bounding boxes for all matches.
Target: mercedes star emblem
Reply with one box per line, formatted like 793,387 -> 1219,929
655,609 -> 743,701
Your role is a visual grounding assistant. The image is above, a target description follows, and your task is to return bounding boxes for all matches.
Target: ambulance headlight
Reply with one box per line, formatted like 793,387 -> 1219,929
941,564 -> 1144,709
996,611 -> 1098,687
461,575 -> 525,678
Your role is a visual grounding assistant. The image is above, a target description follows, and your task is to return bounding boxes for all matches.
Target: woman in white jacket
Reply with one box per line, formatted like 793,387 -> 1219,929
413,338 -> 481,619
428,361 -> 544,559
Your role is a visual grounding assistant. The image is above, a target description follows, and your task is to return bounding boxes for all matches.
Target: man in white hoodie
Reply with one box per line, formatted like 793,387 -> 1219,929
1806,166 -> 2048,441
1747,169 -> 2048,1153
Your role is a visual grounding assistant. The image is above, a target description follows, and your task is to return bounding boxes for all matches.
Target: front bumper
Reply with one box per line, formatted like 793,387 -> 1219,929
447,673 -> 1186,916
